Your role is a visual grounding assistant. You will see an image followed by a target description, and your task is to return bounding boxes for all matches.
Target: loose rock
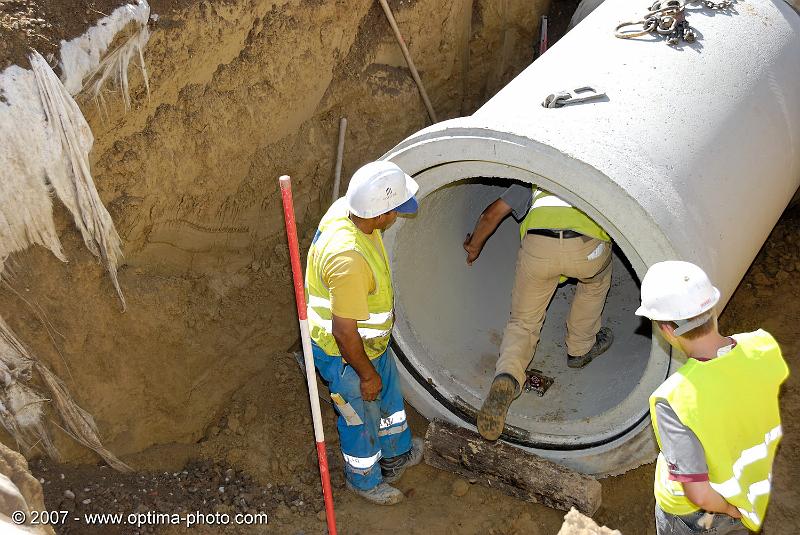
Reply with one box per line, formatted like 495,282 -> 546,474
451,479 -> 470,497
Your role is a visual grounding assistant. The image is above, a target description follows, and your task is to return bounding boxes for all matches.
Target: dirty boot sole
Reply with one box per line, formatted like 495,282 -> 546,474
477,376 -> 517,441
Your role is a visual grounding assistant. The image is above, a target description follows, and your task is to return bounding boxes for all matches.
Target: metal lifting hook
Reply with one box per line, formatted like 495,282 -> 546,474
543,86 -> 607,108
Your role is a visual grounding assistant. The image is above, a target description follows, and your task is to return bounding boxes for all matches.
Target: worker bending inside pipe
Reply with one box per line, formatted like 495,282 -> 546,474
463,184 -> 614,440
305,161 -> 424,506
637,261 -> 787,535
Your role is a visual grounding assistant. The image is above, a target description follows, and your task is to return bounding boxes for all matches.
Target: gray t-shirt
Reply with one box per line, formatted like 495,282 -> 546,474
654,400 -> 709,481
499,184 -> 533,222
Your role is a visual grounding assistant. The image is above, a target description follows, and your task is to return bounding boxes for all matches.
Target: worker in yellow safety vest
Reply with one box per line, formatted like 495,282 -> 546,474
463,184 -> 614,440
305,161 -> 424,505
636,261 -> 788,534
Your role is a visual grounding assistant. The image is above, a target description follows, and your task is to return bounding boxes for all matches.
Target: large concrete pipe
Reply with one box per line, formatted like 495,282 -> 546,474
381,0 -> 800,475
570,0 -> 606,28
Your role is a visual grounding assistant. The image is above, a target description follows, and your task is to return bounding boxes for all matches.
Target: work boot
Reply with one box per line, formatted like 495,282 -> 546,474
346,480 -> 405,505
567,327 -> 614,369
381,437 -> 424,484
477,374 -> 518,441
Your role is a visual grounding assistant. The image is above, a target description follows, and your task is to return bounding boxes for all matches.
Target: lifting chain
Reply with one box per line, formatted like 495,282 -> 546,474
699,0 -> 734,9
615,0 -> 734,46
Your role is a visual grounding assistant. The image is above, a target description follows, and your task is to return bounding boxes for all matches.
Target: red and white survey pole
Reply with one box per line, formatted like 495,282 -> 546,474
539,15 -> 549,57
279,175 -> 337,535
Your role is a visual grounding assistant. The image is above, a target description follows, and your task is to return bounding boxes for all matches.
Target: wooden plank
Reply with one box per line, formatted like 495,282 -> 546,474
424,419 -> 602,515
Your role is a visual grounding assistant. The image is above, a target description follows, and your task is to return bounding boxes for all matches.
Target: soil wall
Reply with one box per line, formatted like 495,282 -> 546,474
0,0 -> 548,462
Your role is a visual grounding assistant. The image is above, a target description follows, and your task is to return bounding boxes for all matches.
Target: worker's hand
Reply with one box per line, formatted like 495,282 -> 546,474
359,369 -> 382,401
463,233 -> 483,265
725,504 -> 742,519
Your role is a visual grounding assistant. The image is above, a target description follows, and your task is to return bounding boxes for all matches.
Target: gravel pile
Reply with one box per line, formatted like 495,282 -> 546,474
31,458 -> 326,534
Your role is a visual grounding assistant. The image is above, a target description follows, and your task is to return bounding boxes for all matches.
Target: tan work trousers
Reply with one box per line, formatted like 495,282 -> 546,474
495,233 -> 613,389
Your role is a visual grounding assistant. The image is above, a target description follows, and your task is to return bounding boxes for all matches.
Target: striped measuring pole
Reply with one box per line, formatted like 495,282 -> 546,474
278,175 -> 337,535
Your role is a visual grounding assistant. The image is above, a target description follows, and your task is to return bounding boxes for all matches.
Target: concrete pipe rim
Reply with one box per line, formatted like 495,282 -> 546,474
382,127 -> 674,450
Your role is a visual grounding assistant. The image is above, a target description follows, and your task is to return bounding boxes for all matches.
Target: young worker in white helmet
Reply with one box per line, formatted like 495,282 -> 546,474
636,261 -> 788,535
464,184 -> 614,441
305,161 -> 424,505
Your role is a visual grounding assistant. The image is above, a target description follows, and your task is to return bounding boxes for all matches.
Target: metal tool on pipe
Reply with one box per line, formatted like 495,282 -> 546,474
279,175 -> 337,535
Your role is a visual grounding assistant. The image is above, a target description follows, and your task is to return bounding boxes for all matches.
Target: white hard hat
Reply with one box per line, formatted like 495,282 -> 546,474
345,161 -> 419,218
635,261 -> 721,321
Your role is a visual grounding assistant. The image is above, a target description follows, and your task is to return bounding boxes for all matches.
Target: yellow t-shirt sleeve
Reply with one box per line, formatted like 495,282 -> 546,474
322,251 -> 375,321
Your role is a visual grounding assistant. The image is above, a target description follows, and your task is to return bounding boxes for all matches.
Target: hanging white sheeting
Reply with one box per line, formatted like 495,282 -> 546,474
0,66 -> 67,266
31,51 -> 126,308
60,0 -> 151,96
0,0 -> 151,468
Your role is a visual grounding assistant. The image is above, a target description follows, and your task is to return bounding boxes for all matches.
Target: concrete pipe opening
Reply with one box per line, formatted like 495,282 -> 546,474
382,164 -> 672,476
390,177 -> 658,448
380,0 -> 800,475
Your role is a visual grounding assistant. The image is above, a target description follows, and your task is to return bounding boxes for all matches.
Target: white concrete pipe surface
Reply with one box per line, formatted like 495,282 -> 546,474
381,0 -> 800,475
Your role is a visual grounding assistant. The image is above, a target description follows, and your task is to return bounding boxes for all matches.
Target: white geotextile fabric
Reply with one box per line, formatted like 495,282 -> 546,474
0,0 -> 151,307
0,316 -> 52,459
31,51 -> 126,308
83,22 -> 151,114
0,314 -> 130,471
60,0 -> 151,96
0,57 -> 131,465
0,1 -> 151,469
0,67 -> 66,265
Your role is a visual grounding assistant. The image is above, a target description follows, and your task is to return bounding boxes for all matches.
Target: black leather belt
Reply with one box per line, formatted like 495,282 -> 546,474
527,228 -> 584,239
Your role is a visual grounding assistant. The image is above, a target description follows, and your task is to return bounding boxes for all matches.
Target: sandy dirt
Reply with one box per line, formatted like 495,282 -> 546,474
1,0 -> 798,534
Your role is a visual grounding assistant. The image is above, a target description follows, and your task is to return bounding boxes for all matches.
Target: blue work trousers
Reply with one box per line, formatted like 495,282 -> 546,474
312,343 -> 412,490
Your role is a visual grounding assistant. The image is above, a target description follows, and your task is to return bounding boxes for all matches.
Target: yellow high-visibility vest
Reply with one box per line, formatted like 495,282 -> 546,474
519,189 -> 610,241
649,330 -> 788,530
305,198 -> 394,359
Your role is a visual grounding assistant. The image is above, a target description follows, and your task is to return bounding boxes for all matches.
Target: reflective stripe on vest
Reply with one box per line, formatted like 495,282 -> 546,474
307,296 -> 393,339
709,425 -> 782,499
519,189 -> 611,242
649,330 -> 789,530
305,198 -> 394,359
